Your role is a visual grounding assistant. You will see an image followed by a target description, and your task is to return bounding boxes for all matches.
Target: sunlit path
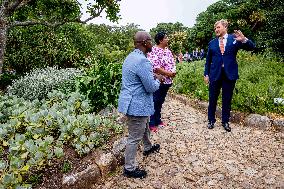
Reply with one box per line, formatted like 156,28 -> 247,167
93,96 -> 284,188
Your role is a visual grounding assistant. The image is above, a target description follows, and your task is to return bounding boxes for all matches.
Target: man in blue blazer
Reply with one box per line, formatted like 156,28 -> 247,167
204,19 -> 255,132
118,31 -> 164,178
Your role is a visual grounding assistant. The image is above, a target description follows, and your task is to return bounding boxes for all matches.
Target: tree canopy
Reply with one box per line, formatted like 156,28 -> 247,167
0,0 -> 122,74
190,0 -> 284,55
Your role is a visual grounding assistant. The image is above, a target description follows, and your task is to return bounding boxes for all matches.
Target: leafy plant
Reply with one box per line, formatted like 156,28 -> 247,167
62,160 -> 72,173
173,51 -> 284,115
77,58 -> 122,113
26,173 -> 43,186
0,72 -> 18,90
0,90 -> 123,187
7,67 -> 83,100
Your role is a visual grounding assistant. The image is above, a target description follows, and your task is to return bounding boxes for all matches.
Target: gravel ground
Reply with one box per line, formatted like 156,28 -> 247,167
93,97 -> 284,189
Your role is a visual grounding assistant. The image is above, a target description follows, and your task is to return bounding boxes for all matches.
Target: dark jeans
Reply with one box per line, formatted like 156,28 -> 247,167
208,69 -> 236,123
149,83 -> 172,127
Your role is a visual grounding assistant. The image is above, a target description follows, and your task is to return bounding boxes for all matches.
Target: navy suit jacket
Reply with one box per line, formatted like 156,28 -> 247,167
204,34 -> 255,81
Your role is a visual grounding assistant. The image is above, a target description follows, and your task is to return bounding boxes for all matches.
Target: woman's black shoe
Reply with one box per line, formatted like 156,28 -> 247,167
123,168 -> 147,178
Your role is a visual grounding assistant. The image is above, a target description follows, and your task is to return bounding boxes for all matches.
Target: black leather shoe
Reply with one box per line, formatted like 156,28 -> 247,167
207,121 -> 214,129
143,144 -> 160,156
222,122 -> 231,132
123,168 -> 147,178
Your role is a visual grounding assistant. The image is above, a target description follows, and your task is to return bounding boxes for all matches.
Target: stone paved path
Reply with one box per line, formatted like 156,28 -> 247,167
94,97 -> 284,189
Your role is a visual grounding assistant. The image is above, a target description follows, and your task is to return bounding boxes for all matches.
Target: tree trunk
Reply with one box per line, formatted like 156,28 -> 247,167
0,18 -> 7,75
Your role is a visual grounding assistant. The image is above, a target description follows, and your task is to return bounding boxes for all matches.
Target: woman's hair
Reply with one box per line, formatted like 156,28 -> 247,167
155,31 -> 167,45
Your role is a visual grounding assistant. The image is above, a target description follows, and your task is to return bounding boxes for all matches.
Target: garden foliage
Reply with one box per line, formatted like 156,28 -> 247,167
173,51 -> 284,115
7,67 -> 83,100
0,90 -> 122,188
76,58 -> 122,113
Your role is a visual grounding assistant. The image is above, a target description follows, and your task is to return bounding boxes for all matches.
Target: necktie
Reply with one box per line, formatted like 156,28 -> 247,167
220,37 -> 224,55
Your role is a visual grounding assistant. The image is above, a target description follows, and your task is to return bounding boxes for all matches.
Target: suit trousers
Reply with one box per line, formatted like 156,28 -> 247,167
149,83 -> 172,126
208,68 -> 236,123
124,115 -> 152,171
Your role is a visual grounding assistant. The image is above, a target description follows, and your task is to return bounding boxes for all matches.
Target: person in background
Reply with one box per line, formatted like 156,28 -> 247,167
147,31 -> 176,132
192,50 -> 196,61
175,53 -> 180,63
184,51 -> 189,62
200,49 -> 205,60
195,48 -> 200,60
204,19 -> 255,132
118,31 -> 164,179
178,52 -> 183,63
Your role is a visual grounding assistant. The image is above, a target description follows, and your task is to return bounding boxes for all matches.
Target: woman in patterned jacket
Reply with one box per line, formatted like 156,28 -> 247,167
147,31 -> 177,132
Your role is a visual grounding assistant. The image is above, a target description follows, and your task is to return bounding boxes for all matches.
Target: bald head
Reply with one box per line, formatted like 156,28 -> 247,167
133,31 -> 153,54
134,31 -> 151,44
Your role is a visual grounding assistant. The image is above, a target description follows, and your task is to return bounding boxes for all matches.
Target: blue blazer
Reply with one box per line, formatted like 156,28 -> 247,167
204,34 -> 255,81
118,49 -> 160,116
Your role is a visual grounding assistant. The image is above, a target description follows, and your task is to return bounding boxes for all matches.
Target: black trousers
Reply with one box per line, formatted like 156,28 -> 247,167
208,69 -> 236,123
149,83 -> 172,126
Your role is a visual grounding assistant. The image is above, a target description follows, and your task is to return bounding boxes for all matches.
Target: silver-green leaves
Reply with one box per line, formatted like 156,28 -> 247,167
7,67 -> 83,100
0,90 -> 122,188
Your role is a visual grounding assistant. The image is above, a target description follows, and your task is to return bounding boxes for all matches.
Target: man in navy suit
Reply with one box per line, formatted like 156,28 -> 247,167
204,19 -> 255,132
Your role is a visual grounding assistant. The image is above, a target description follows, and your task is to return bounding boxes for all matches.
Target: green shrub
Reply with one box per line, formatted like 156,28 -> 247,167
173,61 -> 208,101
77,58 -> 122,113
0,72 -> 18,91
232,51 -> 284,114
173,51 -> 284,115
5,23 -> 138,75
5,23 -> 95,74
62,160 -> 72,173
0,90 -> 123,188
7,67 -> 83,100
